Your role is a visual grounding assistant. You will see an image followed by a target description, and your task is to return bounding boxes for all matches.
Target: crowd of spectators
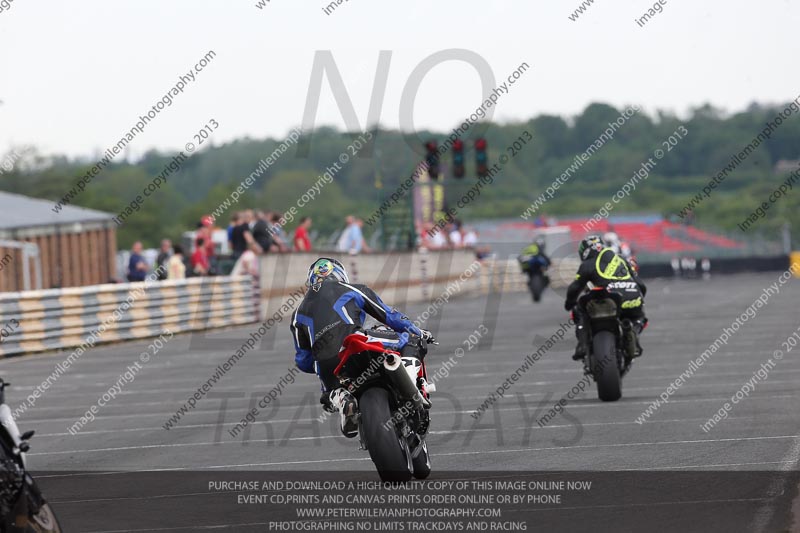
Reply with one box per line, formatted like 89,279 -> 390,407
419,219 -> 479,250
124,210 -> 378,282
228,209 -> 311,261
124,209 -> 491,282
417,219 -> 489,260
126,239 -> 186,282
228,209 -> 322,260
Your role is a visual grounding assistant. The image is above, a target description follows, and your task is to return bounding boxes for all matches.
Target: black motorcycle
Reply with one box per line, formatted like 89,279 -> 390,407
528,270 -> 550,303
518,255 -> 550,303
0,379 -> 62,533
334,331 -> 435,482
578,288 -> 639,402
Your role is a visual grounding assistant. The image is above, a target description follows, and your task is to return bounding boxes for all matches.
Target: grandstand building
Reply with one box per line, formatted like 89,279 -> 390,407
474,214 -> 750,261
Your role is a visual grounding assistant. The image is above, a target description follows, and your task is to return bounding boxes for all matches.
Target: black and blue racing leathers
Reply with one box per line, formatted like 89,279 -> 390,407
290,278 -> 423,391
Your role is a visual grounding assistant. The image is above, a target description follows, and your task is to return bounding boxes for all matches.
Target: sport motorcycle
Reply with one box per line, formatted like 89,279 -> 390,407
333,330 -> 435,482
0,379 -> 62,533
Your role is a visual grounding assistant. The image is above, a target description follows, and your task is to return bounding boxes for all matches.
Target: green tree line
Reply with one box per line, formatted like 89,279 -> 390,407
2,101 -> 799,248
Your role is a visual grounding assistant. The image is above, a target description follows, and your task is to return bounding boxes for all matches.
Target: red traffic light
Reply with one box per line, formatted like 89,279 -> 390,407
475,138 -> 487,150
425,140 -> 438,152
452,139 -> 464,151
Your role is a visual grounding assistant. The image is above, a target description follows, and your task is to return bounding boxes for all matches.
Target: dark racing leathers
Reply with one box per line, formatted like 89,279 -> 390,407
565,248 -> 648,358
290,278 -> 423,392
519,244 -> 551,274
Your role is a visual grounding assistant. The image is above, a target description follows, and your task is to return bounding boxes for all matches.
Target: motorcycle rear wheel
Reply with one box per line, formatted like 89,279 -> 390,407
529,275 -> 544,302
592,331 -> 622,402
360,387 -> 413,482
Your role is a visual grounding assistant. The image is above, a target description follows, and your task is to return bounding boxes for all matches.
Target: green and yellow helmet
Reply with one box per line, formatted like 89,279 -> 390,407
306,257 -> 349,287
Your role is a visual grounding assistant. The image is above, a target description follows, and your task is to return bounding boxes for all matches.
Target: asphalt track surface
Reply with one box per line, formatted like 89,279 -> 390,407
2,272 -> 799,532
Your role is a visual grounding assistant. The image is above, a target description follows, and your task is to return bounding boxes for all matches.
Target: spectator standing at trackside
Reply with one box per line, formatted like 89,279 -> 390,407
419,222 -> 446,250
195,216 -> 216,268
231,242 -> 260,280
155,239 -> 172,281
336,216 -> 351,252
448,221 -> 463,248
167,244 -> 186,280
127,241 -> 148,282
461,226 -> 490,260
227,213 -> 240,250
429,223 -> 447,249
338,215 -> 368,255
357,219 -> 371,253
191,238 -> 210,276
269,212 -> 290,252
293,217 -> 312,251
252,210 -> 275,254
463,227 -> 478,248
230,210 -> 255,261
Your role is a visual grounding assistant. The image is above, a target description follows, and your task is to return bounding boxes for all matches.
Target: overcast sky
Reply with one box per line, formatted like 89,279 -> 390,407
1,0 -> 797,159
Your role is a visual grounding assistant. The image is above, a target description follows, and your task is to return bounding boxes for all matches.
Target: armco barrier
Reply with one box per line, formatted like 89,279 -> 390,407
258,250 -> 484,318
257,251 -> 578,320
0,276 -> 259,358
638,254 -> 794,278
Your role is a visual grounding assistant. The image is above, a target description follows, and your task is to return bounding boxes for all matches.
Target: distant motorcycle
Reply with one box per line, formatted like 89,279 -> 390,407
0,379 -> 62,533
577,288 -> 640,402
333,330 -> 435,482
518,255 -> 550,303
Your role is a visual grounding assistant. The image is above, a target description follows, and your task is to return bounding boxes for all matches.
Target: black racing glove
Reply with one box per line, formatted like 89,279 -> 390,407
420,329 -> 437,345
564,300 -> 575,312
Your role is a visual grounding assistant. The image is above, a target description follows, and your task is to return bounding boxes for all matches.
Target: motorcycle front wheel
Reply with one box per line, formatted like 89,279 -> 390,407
28,502 -> 62,533
411,440 -> 431,479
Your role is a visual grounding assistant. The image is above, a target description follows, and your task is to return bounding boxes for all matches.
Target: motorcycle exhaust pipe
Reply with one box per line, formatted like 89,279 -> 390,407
383,354 -> 430,410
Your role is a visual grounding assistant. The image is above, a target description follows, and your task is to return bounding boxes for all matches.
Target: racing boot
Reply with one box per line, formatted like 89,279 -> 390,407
330,388 -> 359,438
572,323 -> 589,361
621,320 -> 643,358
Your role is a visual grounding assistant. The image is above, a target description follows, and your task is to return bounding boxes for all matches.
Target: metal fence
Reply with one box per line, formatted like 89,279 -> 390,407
0,275 -> 259,358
